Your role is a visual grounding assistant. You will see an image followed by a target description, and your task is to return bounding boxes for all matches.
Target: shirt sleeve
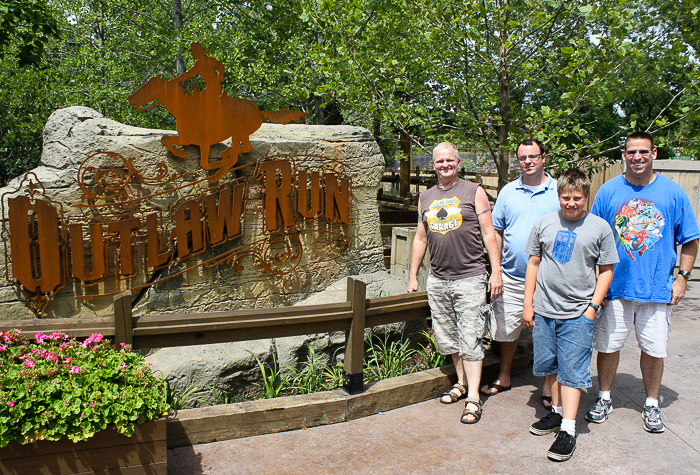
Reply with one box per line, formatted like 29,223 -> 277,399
674,190 -> 700,245
597,224 -> 620,265
492,194 -> 506,231
523,217 -> 543,256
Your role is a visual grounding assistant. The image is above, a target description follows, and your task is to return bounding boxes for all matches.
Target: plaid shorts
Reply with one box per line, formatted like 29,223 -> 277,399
426,273 -> 488,361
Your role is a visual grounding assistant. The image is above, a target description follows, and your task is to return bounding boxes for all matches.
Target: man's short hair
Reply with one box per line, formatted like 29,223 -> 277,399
625,131 -> 655,151
433,142 -> 460,161
557,168 -> 590,197
516,139 -> 545,156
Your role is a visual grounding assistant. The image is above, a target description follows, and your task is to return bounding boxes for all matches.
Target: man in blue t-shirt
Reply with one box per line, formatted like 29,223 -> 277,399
480,139 -> 560,410
588,131 -> 700,433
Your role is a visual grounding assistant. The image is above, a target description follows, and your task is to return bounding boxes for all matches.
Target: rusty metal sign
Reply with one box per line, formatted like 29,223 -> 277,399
127,42 -> 307,183
1,44 -> 352,317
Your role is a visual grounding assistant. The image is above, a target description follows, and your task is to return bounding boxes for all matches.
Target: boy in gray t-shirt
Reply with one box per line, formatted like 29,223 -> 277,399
522,169 -> 619,462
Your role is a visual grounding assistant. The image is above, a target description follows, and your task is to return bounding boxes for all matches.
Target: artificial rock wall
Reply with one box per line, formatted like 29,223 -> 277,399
0,106 -> 387,320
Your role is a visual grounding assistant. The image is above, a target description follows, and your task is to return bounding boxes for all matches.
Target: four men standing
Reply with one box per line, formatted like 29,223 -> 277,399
409,132 -> 698,447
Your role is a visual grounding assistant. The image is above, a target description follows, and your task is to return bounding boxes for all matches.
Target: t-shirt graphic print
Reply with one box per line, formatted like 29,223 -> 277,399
552,230 -> 576,264
426,196 -> 463,235
613,198 -> 665,261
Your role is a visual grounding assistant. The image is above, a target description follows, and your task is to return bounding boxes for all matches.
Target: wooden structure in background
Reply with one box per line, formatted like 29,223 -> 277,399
0,278 -> 431,396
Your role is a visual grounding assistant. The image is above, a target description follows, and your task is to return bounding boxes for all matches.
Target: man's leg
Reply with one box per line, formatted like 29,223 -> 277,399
596,350 -> 620,391
640,351 -> 665,432
440,352 -> 467,403
482,273 -> 522,395
481,339 -> 517,393
462,359 -> 483,423
640,351 -> 663,399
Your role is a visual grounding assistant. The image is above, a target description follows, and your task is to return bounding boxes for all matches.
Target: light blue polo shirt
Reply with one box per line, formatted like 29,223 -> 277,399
492,174 -> 560,280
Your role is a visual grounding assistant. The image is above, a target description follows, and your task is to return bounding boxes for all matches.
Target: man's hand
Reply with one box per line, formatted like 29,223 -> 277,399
671,276 -> 688,305
488,272 -> 503,301
522,305 -> 534,328
407,277 -> 419,293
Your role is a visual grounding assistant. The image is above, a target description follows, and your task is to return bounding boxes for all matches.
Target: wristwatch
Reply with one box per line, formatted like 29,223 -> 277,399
678,270 -> 692,280
588,303 -> 600,312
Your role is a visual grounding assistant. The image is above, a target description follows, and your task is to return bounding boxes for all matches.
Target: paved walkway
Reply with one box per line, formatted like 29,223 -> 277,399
168,282 -> 700,474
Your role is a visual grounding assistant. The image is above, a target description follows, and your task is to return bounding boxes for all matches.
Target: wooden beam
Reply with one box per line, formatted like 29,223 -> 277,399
113,290 -> 133,347
343,277 -> 366,394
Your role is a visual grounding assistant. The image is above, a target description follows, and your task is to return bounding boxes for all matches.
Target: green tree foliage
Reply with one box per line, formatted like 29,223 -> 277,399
0,0 -> 59,65
302,0 -> 700,187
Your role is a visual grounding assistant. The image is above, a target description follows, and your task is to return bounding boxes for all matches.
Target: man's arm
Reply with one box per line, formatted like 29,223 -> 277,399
407,201 -> 428,293
495,229 -> 504,256
584,264 -> 614,320
671,238 -> 699,305
522,255 -> 541,328
475,187 -> 503,300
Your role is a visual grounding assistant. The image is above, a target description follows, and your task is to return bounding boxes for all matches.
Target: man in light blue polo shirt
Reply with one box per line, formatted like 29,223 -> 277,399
481,139 -> 560,409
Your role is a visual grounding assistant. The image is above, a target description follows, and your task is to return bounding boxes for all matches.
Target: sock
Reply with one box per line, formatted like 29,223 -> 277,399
561,418 -> 576,437
554,405 -> 563,415
645,397 -> 659,408
599,390 -> 611,401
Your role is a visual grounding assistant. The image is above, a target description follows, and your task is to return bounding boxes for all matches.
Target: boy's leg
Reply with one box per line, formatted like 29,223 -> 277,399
529,315 -> 563,436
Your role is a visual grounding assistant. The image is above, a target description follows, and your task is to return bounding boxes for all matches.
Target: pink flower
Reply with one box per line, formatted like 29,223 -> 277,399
24,359 -> 36,368
81,333 -> 104,349
8,401 -> 14,407
35,332 -> 48,343
120,342 -> 130,350
68,366 -> 80,374
63,357 -> 72,364
0,344 -> 7,352
90,403 -> 96,407
118,364 -> 127,370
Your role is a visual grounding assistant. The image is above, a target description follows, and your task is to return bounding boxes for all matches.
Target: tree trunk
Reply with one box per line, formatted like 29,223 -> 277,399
173,0 -> 186,75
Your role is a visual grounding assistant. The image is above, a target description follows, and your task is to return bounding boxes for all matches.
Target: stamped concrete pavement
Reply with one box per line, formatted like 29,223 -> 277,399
168,282 -> 700,474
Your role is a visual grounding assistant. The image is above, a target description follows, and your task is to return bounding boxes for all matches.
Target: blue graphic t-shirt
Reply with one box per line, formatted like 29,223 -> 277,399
591,174 -> 700,302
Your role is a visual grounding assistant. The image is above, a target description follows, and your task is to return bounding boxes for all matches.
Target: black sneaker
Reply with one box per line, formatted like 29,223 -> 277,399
547,430 -> 577,461
529,412 -> 563,435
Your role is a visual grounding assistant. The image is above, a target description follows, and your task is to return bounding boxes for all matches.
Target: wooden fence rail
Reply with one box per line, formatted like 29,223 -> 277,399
0,278 -> 430,395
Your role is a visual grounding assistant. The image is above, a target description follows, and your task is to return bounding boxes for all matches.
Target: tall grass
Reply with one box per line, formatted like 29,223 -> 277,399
415,330 -> 448,369
364,329 -> 418,381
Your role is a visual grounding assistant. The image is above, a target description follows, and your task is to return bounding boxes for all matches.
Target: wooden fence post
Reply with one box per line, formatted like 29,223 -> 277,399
343,277 -> 366,394
113,290 -> 133,347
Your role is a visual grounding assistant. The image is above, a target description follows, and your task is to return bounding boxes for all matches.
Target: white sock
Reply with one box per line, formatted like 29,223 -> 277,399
645,397 -> 659,408
554,405 -> 563,415
561,418 -> 576,437
599,390 -> 611,401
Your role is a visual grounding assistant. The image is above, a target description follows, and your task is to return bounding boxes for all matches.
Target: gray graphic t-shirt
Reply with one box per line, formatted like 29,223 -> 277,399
524,211 -> 619,319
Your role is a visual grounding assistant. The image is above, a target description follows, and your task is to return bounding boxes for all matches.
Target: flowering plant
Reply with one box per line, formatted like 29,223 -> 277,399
0,329 -> 169,447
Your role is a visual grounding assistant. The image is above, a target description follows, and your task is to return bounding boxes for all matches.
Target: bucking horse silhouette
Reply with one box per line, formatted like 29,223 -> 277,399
128,43 -> 307,182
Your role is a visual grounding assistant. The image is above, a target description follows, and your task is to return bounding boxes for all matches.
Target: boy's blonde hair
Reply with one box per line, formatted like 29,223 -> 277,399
557,168 -> 590,197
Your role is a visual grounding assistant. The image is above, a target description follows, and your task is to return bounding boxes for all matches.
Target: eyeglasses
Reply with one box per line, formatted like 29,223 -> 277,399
517,154 -> 542,162
624,149 -> 651,157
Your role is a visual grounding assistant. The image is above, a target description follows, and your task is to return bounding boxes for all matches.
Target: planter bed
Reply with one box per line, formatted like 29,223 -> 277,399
0,418 -> 166,475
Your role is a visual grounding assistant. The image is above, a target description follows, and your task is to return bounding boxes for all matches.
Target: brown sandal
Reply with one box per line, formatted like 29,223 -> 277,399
440,383 -> 466,404
461,398 -> 483,424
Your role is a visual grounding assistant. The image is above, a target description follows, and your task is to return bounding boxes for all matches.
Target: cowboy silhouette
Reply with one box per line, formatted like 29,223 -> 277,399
128,43 -> 307,183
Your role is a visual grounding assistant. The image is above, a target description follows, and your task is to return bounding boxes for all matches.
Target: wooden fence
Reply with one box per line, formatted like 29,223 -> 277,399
0,278 -> 430,395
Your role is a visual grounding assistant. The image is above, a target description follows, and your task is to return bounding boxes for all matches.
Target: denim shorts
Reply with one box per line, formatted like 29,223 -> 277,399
532,313 -> 595,389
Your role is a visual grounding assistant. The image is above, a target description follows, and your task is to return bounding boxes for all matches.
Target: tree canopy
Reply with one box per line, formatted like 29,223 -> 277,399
1,0 -> 700,187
